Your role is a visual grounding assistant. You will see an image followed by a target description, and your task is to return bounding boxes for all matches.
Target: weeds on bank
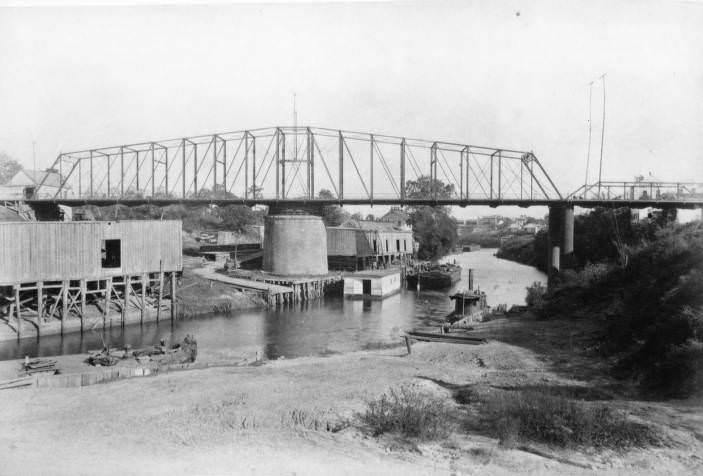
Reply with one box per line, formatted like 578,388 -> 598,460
359,386 -> 453,441
479,388 -> 661,449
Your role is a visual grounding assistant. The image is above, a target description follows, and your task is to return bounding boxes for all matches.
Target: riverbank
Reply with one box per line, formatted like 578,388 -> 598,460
1,313 -> 701,475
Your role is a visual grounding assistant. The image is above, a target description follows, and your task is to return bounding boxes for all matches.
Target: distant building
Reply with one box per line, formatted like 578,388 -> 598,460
379,207 -> 410,229
0,168 -> 70,200
523,223 -> 545,234
477,215 -> 502,230
327,219 -> 414,271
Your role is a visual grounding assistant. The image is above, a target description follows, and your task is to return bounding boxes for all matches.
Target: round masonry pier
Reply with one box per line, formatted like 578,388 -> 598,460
263,214 -> 328,276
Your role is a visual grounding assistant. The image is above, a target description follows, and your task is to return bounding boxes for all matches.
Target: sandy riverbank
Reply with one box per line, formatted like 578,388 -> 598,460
1,314 -> 702,475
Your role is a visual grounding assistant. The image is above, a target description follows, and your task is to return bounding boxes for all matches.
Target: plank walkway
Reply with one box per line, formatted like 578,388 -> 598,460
192,265 -> 294,295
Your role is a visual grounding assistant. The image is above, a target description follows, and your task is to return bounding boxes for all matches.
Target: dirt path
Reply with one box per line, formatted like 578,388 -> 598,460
1,316 -> 702,475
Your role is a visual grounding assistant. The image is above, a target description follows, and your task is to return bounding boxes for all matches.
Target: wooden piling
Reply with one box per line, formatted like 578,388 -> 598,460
61,280 -> 68,335
170,271 -> 176,322
80,279 -> 86,333
156,267 -> 163,324
14,285 -> 21,339
121,275 -> 128,328
104,278 -> 111,329
140,273 -> 147,325
37,282 -> 43,336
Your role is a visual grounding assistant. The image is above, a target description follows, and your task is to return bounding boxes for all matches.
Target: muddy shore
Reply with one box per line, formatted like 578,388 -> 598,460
1,314 -> 701,475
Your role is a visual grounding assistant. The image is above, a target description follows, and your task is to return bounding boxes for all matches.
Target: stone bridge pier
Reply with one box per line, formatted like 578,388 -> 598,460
547,204 -> 575,286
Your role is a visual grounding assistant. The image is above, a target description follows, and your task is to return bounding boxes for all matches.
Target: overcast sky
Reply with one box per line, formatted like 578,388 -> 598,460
1,0 -> 701,219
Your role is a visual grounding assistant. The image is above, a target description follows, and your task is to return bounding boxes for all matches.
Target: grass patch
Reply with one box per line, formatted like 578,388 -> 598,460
359,386 -> 453,441
480,387 -> 661,449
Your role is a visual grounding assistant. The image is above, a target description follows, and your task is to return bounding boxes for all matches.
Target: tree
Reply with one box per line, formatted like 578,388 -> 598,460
365,214 -> 375,221
0,152 -> 22,185
318,188 -> 349,227
350,212 -> 363,221
405,175 -> 457,260
220,205 -> 261,233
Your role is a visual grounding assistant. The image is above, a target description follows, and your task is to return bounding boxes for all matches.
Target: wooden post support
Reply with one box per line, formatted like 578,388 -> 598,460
14,285 -> 21,339
104,278 -> 112,329
140,274 -> 147,325
80,279 -> 86,333
61,280 -> 68,336
122,275 -> 128,328
404,336 -> 412,355
170,272 -> 176,322
156,270 -> 164,324
37,282 -> 43,336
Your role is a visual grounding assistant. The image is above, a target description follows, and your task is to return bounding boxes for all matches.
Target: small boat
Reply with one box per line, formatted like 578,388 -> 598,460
407,263 -> 462,290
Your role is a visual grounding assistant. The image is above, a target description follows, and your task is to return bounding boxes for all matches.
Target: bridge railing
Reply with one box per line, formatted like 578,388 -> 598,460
568,181 -> 703,203
34,126 -> 562,204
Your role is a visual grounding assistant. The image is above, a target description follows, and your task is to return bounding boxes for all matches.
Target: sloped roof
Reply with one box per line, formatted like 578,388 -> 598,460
338,219 -> 409,232
15,169 -> 63,188
380,207 -> 409,223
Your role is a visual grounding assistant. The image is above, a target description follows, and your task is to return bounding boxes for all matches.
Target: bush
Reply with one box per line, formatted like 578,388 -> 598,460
640,339 -> 703,398
359,386 -> 453,440
525,281 -> 546,309
482,388 -> 660,449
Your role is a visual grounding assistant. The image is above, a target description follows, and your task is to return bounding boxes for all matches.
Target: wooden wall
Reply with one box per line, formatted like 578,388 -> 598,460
327,227 -> 413,257
0,221 -> 182,285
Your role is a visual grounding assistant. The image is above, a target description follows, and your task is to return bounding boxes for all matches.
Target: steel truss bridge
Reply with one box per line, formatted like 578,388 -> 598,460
33,126 -> 702,209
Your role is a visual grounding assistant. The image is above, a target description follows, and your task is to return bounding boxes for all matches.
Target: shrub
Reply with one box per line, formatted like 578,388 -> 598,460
525,281 -> 546,309
359,386 -> 453,440
482,388 -> 660,449
640,339 -> 703,398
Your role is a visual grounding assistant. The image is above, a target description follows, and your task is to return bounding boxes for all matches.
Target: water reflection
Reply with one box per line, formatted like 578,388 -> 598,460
0,249 -> 545,361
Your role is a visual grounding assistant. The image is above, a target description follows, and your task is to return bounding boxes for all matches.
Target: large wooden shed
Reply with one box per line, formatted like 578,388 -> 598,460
0,220 -> 182,339
0,220 -> 182,285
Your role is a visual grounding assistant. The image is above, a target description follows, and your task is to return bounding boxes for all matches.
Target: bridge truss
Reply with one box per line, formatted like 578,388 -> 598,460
568,181 -> 703,205
37,126 -> 562,206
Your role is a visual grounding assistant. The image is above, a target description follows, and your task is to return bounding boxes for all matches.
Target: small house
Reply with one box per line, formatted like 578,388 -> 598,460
343,269 -> 402,299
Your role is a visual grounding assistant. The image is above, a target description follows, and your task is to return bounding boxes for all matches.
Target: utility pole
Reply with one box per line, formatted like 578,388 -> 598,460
597,73 -> 606,198
584,82 -> 593,194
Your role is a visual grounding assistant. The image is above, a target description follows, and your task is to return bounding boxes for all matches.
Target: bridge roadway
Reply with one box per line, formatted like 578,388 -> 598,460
25,197 -> 703,210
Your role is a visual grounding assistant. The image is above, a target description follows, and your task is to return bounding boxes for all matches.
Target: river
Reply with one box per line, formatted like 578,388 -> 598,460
0,249 -> 545,361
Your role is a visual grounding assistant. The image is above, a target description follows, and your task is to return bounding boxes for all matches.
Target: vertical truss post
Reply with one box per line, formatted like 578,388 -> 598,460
78,158 -> 82,197
520,156 -> 524,200
400,138 -> 406,202
193,143 -> 198,197
107,154 -> 111,197
309,128 -> 314,199
151,143 -> 155,197
281,131 -> 286,199
338,131 -> 344,201
181,139 -> 186,199
370,134 -> 374,202
252,132 -> 257,198
530,157 -> 534,200
164,148 -> 169,197
498,150 -> 502,200
222,140 -> 226,197
245,131 -> 249,200
275,128 -> 280,200
431,143 -> 438,201
213,136 -> 218,193
120,146 -> 125,198
136,150 -> 140,192
466,147 -> 470,199
90,151 -> 94,198
459,148 -> 463,200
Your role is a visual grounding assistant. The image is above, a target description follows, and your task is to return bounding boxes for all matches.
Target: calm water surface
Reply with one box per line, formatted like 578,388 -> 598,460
0,249 -> 545,361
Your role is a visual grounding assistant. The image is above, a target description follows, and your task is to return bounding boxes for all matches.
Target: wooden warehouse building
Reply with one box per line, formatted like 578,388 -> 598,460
0,220 -> 182,338
327,219 -> 415,271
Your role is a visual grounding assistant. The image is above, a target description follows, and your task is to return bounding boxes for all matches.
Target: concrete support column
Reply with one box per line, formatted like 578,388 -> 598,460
547,204 -> 575,287
547,205 -> 563,286
561,205 -> 575,270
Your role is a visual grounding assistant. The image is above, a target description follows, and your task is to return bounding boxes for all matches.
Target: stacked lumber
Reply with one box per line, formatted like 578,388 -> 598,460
0,376 -> 34,390
21,358 -> 58,375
